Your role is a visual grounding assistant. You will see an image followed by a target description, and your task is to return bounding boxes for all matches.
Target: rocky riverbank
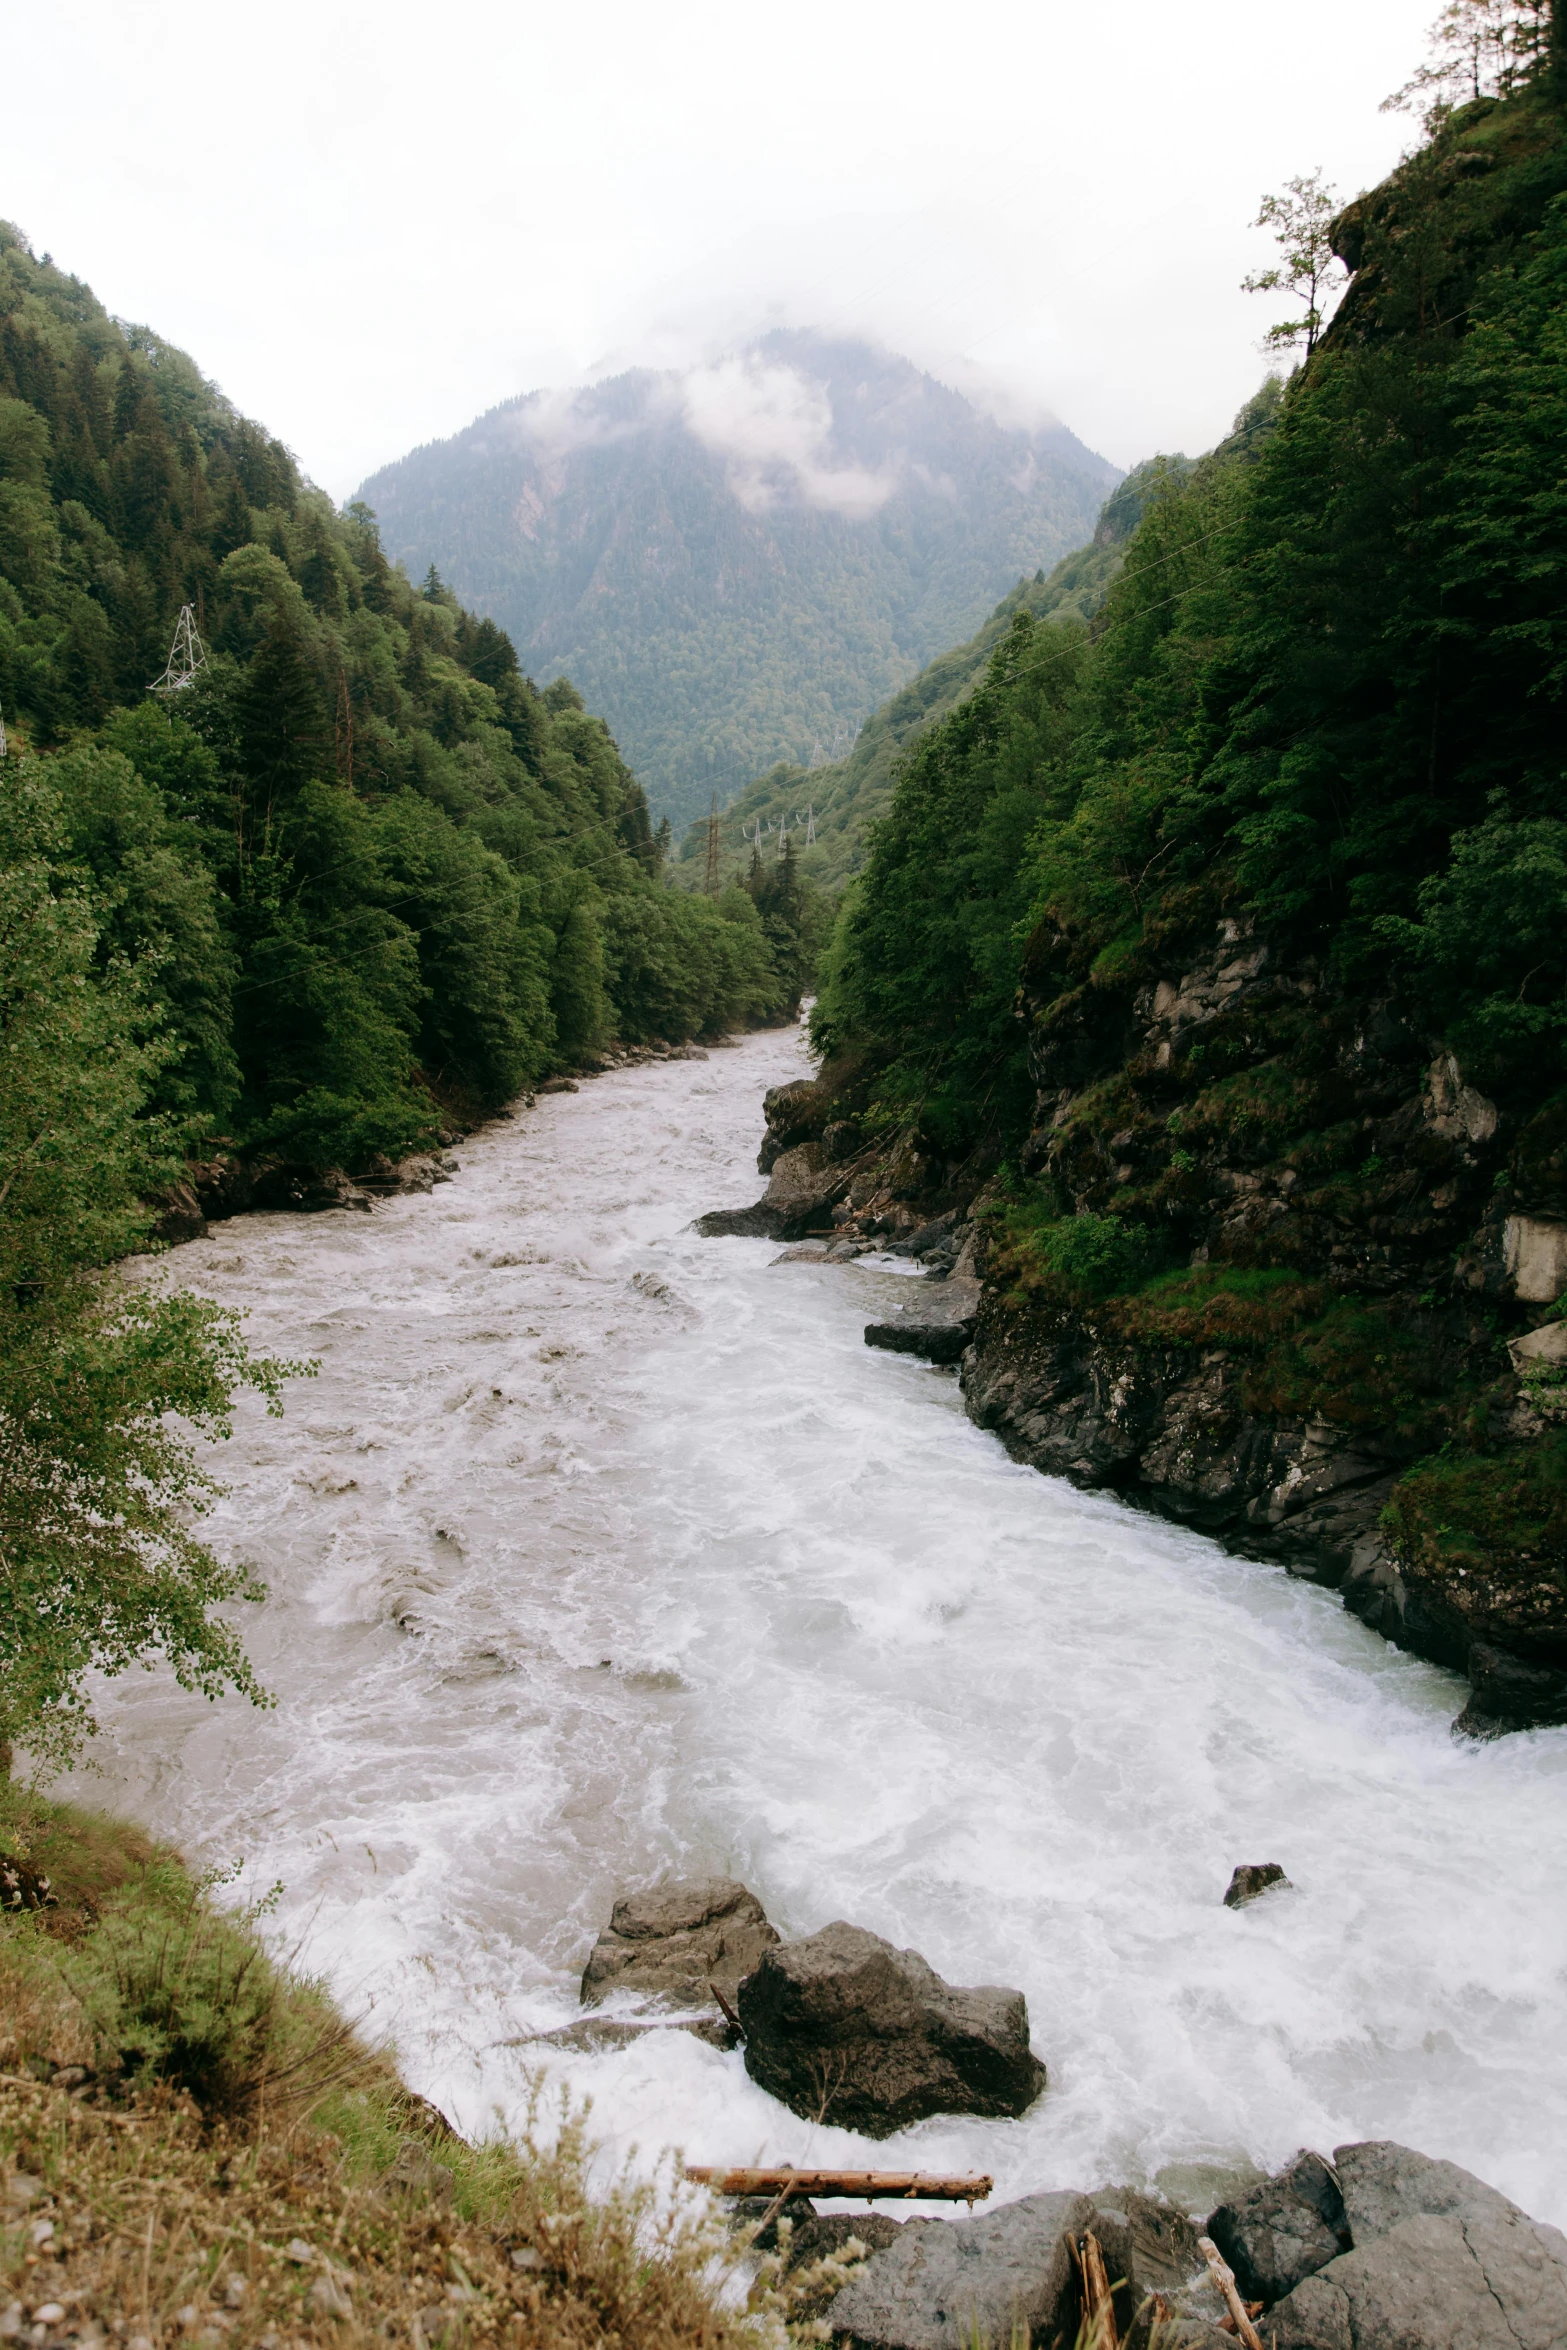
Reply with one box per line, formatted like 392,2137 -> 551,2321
530,1873 -> 1567,2350
704,939 -> 1567,1737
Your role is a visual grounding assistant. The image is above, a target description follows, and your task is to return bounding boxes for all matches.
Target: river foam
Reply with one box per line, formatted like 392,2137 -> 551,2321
77,1024 -> 1567,2224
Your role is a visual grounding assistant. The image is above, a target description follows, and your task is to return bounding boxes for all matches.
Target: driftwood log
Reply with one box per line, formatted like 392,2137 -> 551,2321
1197,2236 -> 1265,2350
686,2166 -> 993,2206
1075,2230 -> 1120,2350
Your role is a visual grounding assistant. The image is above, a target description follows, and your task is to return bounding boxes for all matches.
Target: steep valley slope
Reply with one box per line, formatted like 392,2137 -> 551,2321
707,64 -> 1567,1739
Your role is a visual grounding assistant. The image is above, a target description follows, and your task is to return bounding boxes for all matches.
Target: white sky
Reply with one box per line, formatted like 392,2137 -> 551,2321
9,0 -> 1436,498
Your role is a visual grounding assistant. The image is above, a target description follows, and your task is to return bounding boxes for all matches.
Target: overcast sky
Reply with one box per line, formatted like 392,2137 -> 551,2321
11,0 -> 1437,498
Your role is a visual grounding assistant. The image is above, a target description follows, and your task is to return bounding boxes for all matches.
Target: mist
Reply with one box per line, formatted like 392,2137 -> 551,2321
9,0 -> 1438,494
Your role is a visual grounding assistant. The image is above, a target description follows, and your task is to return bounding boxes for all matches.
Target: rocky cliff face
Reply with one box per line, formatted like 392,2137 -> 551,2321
736,933 -> 1567,1736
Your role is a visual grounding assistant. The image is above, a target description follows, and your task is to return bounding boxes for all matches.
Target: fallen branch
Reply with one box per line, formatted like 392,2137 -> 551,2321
1076,2230 -> 1120,2350
1197,2237 -> 1265,2350
685,2167 -> 993,2206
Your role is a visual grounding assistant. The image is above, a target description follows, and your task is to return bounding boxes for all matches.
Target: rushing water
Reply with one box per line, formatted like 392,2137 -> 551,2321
75,1025 -> 1567,2225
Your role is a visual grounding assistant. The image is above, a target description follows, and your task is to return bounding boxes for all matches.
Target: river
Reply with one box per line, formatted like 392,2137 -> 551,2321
78,1024 -> 1567,2225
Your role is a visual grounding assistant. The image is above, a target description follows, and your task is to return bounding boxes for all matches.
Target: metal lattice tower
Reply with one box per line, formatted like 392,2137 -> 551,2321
704,793 -> 721,894
149,605 -> 207,695
805,800 -> 816,845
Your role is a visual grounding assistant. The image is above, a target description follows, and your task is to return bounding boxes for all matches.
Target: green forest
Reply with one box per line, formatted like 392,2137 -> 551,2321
0,224 -> 810,1766
816,57 -> 1566,1176
677,457 -> 1189,893
807,23 -> 1567,1639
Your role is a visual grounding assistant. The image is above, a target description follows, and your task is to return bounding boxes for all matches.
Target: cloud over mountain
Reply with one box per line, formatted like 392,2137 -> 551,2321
359,332 -> 1117,826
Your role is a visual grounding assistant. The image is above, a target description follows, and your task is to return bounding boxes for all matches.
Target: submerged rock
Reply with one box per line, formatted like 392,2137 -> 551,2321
579,1877 -> 777,2008
1223,1863 -> 1292,1909
735,1919 -> 1046,2137
520,2013 -> 736,2053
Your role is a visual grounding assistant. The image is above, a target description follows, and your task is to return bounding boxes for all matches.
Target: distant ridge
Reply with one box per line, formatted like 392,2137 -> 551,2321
356,332 -> 1119,828
683,457 -> 1188,892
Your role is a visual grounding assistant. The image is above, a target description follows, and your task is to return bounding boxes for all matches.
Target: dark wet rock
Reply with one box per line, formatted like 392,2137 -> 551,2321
865,1278 -> 982,1365
1223,1864 -> 1292,1909
148,1180 -> 207,1244
884,1214 -> 959,1260
825,2188 -> 1201,2350
537,1076 -> 580,1094
1455,1641 -> 1567,1739
1267,2206 -> 1567,2350
580,1877 -> 777,2007
864,1318 -> 974,1366
1206,2151 -> 1349,2305
736,1920 -> 1046,2137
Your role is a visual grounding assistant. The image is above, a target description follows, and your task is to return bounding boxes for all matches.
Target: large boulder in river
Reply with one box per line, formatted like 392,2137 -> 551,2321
580,1878 -> 777,2007
1207,2150 -> 1349,2304
695,1141 -> 849,1241
1255,2142 -> 1567,2350
735,1920 -> 1046,2136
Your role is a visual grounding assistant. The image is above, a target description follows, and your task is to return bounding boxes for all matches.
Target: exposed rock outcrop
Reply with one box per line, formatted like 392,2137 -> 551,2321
722,933 -> 1567,1732
735,1919 -> 1045,2137
776,2139 -> 1562,2350
696,1139 -> 851,1240
579,1877 -> 778,2008
1263,2145 -> 1567,2350
864,1278 -> 982,1366
824,2188 -> 1209,2350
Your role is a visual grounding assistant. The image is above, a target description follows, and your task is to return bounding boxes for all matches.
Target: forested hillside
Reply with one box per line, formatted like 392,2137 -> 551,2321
782,33 -> 1567,1732
678,453 -> 1203,892
0,223 -> 797,1177
0,221 -> 820,1771
356,333 -> 1119,829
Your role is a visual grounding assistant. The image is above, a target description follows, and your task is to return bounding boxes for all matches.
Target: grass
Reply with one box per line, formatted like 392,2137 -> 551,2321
1385,1432 -> 1567,1585
0,1794 -> 838,2350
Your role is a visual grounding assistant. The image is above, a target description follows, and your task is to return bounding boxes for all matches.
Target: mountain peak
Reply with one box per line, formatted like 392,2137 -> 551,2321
358,335 -> 1117,825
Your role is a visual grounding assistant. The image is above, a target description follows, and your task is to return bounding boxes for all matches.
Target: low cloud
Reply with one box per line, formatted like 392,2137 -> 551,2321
508,349 -> 904,518
679,355 -> 898,516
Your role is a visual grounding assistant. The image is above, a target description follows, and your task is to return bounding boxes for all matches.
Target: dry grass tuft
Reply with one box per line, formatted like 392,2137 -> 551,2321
0,1798 -> 827,2350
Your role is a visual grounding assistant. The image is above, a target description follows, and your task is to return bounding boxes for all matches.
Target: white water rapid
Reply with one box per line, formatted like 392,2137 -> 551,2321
79,1026 -> 1567,2225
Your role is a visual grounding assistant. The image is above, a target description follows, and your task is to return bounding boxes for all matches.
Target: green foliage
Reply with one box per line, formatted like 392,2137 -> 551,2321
0,761 -> 302,1770
812,610 -> 1087,1152
993,1203 -> 1165,1302
683,458 -> 1177,895
1385,1430 -> 1567,1572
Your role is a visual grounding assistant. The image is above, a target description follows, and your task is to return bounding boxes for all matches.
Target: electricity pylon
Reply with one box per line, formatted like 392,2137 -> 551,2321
149,605 -> 207,694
